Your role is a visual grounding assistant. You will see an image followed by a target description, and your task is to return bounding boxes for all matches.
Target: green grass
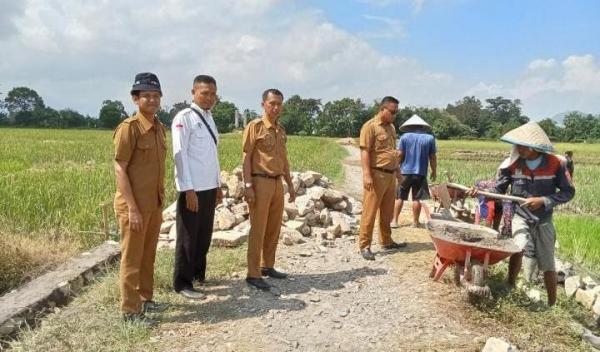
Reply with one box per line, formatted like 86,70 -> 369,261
7,247 -> 247,352
0,128 -> 347,293
467,263 -> 597,352
555,214 -> 600,272
436,140 -> 600,215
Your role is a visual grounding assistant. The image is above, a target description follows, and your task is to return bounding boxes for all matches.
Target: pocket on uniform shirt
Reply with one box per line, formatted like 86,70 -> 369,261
257,133 -> 275,152
375,134 -> 389,150
135,137 -> 155,162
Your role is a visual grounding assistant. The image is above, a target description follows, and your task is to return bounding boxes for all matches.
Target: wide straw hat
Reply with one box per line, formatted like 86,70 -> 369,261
500,122 -> 554,153
399,114 -> 432,132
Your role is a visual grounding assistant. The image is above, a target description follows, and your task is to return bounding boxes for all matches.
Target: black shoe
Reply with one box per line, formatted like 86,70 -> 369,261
123,313 -> 158,327
142,300 -> 167,313
261,267 -> 288,279
246,277 -> 271,291
381,241 -> 407,250
361,248 -> 375,261
179,288 -> 206,300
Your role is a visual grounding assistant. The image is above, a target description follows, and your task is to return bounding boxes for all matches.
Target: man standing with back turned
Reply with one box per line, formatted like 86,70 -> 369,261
391,114 -> 437,228
358,96 -> 406,261
242,89 -> 296,291
113,72 -> 166,326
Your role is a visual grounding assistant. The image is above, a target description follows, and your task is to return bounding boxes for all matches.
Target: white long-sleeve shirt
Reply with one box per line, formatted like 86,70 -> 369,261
171,103 -> 221,192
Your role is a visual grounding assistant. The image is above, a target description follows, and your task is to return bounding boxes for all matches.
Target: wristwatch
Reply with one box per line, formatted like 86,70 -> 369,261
244,182 -> 253,189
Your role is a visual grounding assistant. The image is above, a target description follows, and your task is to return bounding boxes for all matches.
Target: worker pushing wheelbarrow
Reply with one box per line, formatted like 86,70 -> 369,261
427,122 -> 575,307
427,185 -> 540,298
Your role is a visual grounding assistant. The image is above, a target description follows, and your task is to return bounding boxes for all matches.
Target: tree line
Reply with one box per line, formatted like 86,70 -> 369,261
1,86 -> 599,142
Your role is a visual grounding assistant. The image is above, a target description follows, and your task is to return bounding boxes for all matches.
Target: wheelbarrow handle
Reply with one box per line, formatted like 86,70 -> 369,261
446,182 -> 527,204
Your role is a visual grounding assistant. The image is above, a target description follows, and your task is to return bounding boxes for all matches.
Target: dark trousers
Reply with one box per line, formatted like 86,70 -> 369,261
173,188 -> 217,292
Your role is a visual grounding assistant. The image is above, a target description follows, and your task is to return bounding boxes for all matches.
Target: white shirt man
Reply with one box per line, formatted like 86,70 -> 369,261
172,102 -> 221,192
171,76 -> 222,300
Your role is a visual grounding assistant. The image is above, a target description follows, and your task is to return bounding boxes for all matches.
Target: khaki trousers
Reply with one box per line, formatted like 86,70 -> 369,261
247,176 -> 284,278
358,170 -> 396,250
116,208 -> 162,314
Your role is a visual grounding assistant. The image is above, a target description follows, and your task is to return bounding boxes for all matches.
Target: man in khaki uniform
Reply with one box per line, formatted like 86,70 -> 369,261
358,96 -> 406,260
113,72 -> 166,326
242,89 -> 296,291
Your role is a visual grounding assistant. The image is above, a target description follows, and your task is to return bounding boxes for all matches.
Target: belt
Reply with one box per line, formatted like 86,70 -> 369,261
251,173 -> 281,180
371,167 -> 396,174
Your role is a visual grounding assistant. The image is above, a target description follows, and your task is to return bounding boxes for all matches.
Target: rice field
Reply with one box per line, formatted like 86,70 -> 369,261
0,128 -> 346,293
436,140 -> 600,271
1,130 -> 599,292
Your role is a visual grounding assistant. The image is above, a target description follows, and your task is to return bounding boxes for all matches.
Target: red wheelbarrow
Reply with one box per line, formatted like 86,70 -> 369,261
427,219 -> 521,296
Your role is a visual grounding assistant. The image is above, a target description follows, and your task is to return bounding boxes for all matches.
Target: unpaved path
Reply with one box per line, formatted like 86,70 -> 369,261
153,142 -> 497,351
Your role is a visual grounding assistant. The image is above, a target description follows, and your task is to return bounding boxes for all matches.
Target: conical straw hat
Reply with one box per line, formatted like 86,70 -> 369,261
399,114 -> 432,132
500,122 -> 554,153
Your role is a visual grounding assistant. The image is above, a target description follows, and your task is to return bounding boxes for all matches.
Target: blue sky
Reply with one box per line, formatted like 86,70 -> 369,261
309,0 -> 600,81
1,0 -> 599,119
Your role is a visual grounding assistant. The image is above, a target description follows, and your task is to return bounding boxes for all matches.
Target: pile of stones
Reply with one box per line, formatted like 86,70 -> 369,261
158,167 -> 362,249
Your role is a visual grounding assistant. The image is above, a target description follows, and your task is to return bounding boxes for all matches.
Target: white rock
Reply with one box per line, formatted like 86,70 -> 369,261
282,211 -> 289,222
226,176 -> 243,199
300,172 -> 316,187
295,195 -> 315,216
286,220 -> 306,232
292,174 -> 302,192
162,201 -> 177,221
211,230 -> 248,248
296,187 -> 306,196
332,200 -> 348,211
160,220 -> 175,234
593,297 -> 600,316
565,275 -> 582,298
304,170 -> 322,181
312,227 -> 328,240
327,224 -> 342,237
322,189 -> 344,205
575,288 -> 597,309
345,197 -> 363,215
280,227 -> 306,245
234,214 -> 245,226
315,178 -> 329,188
284,202 -> 299,219
482,337 -> 519,352
307,186 -> 325,201
217,208 -> 236,230
232,166 -> 243,180
305,212 -> 320,226
233,219 -> 251,236
168,223 -> 177,241
331,211 -> 352,234
526,288 -> 542,302
231,202 -> 249,217
300,224 -> 311,236
314,200 -> 325,211
222,197 -> 236,207
319,208 -> 331,226
583,276 -> 598,289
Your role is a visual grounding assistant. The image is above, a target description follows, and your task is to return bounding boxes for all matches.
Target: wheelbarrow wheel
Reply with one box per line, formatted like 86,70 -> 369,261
471,262 -> 485,287
453,265 -> 463,286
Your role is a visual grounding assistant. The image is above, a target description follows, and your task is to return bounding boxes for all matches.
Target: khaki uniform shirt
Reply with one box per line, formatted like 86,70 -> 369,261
242,117 -> 288,176
113,112 -> 166,212
359,115 -> 398,170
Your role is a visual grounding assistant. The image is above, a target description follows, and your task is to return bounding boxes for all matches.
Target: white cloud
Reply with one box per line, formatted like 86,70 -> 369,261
527,58 -> 557,71
361,15 -> 407,39
0,0 -> 457,115
358,0 -> 427,13
466,55 -> 600,119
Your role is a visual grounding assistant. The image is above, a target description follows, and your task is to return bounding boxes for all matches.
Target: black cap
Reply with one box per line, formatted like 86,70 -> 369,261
131,72 -> 162,95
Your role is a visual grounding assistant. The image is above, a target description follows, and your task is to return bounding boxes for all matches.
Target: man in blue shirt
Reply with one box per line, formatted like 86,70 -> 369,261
391,114 -> 437,228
